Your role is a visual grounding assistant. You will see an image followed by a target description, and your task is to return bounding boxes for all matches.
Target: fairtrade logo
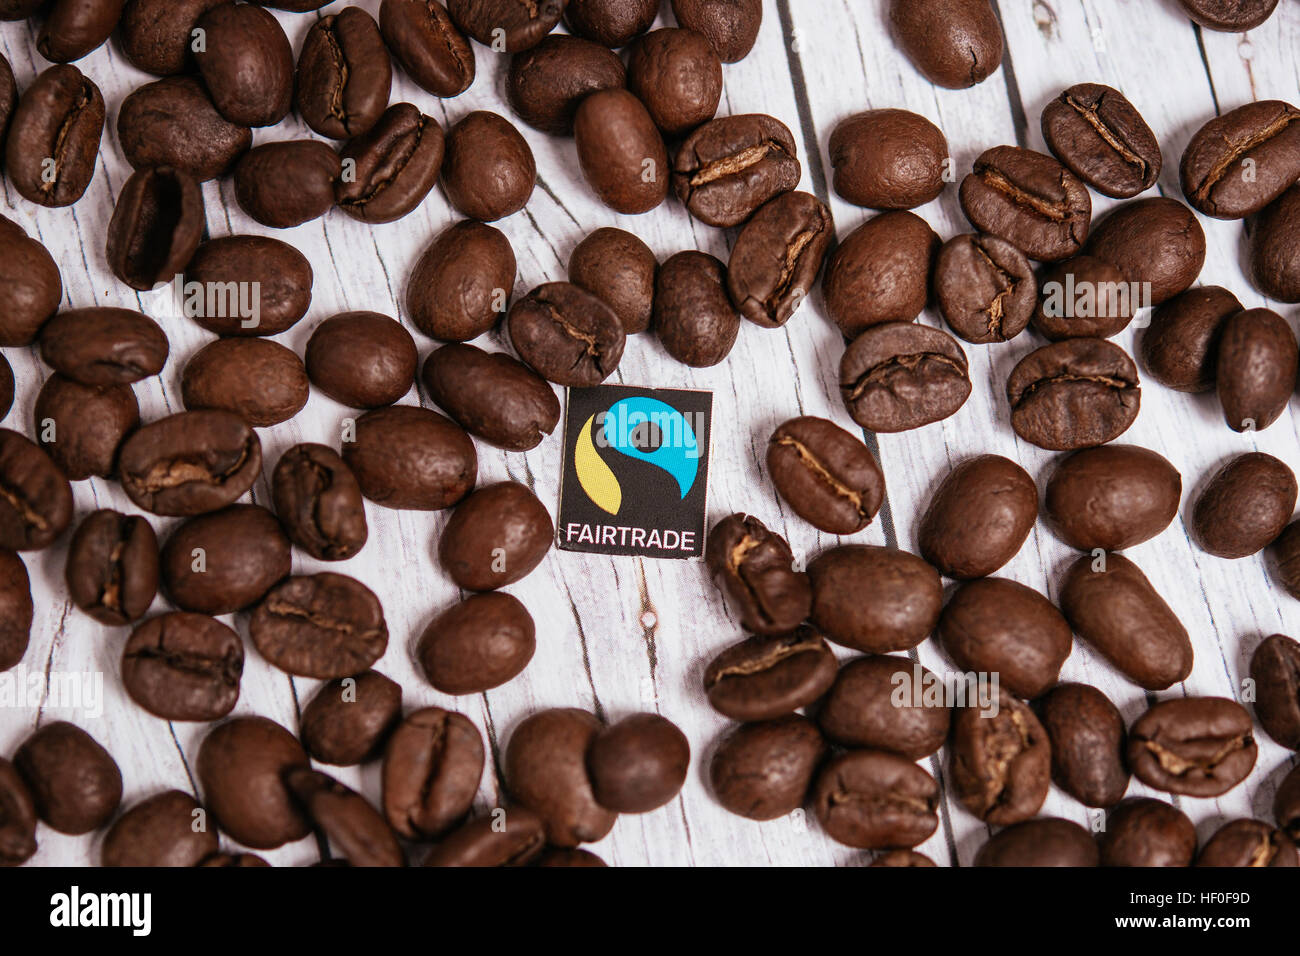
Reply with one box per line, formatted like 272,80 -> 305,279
574,396 -> 699,516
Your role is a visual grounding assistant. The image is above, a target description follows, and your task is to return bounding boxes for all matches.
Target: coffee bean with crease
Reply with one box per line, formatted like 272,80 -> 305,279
423,344 -> 559,452
5,64 -> 104,207
285,768 -> 405,868
182,338 -> 310,428
568,228 -> 657,335
296,7 -> 391,140
653,251 -> 741,368
447,0 -> 564,52
508,282 -> 626,386
830,109 -> 948,210
118,410 -> 262,517
727,191 -> 833,328
344,405 -> 477,511
1215,308 -> 1298,433
101,790 -> 218,868
702,627 -> 837,722
423,808 -> 545,867
808,545 -> 942,653
1128,697 -> 1257,797
0,551 -> 33,672
39,308 -> 169,386
121,612 -> 243,721
336,103 -> 444,224
822,211 -> 939,337
812,750 -> 939,850
975,818 -> 1099,867
301,670 -> 402,766
839,322 -> 972,433
1041,83 -> 1161,198
1101,798 -> 1197,867
35,375 -> 139,481
709,715 -> 827,821
380,0 -> 474,97
117,76 -> 251,182
1031,255 -> 1136,341
1037,683 -> 1130,809
959,146 -> 1091,261
507,35 -> 625,136
271,443 -> 368,561
766,416 -> 884,535
65,510 -> 157,625
919,455 -> 1037,579
704,513 -> 811,636
161,504 -> 290,614
419,592 -> 535,694
250,573 -> 388,679
1249,633 -> 1300,750
383,707 -> 483,839
0,758 -> 37,866
1006,338 -> 1140,451
933,233 -> 1035,344
1197,819 -> 1298,867
672,113 -> 800,228
1085,197 -> 1205,305
817,655 -> 950,759
505,708 -> 617,847
1045,445 -> 1181,552
950,689 -> 1051,826
1181,100 -> 1300,219
0,429 -> 74,551
1192,453 -> 1296,559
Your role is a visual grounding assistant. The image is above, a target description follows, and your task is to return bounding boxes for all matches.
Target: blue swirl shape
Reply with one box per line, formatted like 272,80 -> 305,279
599,397 -> 699,499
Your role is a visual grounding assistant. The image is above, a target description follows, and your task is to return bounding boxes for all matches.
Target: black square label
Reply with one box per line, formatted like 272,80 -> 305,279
557,384 -> 713,559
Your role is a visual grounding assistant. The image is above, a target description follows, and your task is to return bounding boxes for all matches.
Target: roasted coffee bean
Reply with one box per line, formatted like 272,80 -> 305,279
0,429 -> 73,551
336,103 -> 445,224
65,510 -> 157,625
830,109 -> 947,210
0,550 -> 33,671
438,482 -> 553,591
234,140 -> 341,228
919,455 -> 1036,578
250,573 -> 388,679
121,612 -> 242,721
507,35 -> 624,135
705,514 -> 810,636
703,627 -> 837,722
766,416 -> 884,535
306,312 -> 417,409
197,716 -> 311,850
575,88 -> 669,214
182,339 -> 307,428
1060,552 -> 1193,690
1085,198 -> 1205,305
422,344 -> 559,451
1250,184 -> 1300,301
102,790 -> 217,868
272,444 -> 367,562
727,191 -> 833,328
569,228 -> 656,335
1101,798 -> 1196,867
441,111 -> 535,221
871,850 -> 936,867
118,76 -> 251,182
35,375 -> 138,480
39,308 -> 168,386
1276,765 -> 1300,841
14,722 -> 121,835
447,0 -> 563,51
1215,308 -> 1298,432
194,3 -> 292,127
950,690 -> 1051,826
817,655 -> 950,759
1197,819 -> 1297,867
1250,633 -> 1300,749
709,715 -> 826,820
839,322 -> 971,433
506,709 -> 617,847
672,113 -> 800,228
812,750 -> 938,850
1178,0 -> 1278,30
383,707 -> 483,839
1181,100 -> 1300,219
301,671 -> 402,766
380,0 -> 474,97
423,808 -> 544,866
959,146 -> 1090,261
0,227 -> 61,346
161,504 -> 290,614
418,592 -> 536,694
653,251 -> 740,367
822,211 -> 940,337
119,410 -> 261,517
975,818 -> 1098,867
1144,288 -> 1243,392
1037,683 -> 1130,809
671,0 -> 760,62
566,0 -> 656,47
933,233 -> 1035,344
297,8 -> 391,140
1006,338 -> 1140,451
343,405 -> 477,511
1273,520 -> 1300,600
118,0 -> 226,75
6,65 -> 104,206
509,282 -> 626,385
1128,697 -> 1257,797
1193,453 -> 1296,559
1031,255 -> 1136,341
808,545 -> 942,653
37,0 -> 124,62
627,27 -> 721,137
535,847 -> 607,867
0,757 -> 37,866
889,0 -> 1001,88
185,235 -> 313,337
1046,445 -> 1181,551
587,713 -> 690,813
285,768 -> 404,867
1041,84 -> 1161,198
407,220 -> 516,341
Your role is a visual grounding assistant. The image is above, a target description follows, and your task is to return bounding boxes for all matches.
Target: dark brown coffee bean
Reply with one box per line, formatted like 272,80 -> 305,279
383,707 -> 483,839
296,7 -> 391,140
5,64 -> 104,206
185,235 -> 313,337
272,444 -> 367,562
1178,0 -> 1278,29
0,758 -> 37,866
566,0 -> 656,47
509,281 -> 626,385
507,34 -> 624,135
671,0 -> 760,62
35,375 -> 138,481
975,818 -> 1098,867
709,715 -> 826,820
447,0 -> 563,51
118,76 -> 251,182
181,338 -> 308,429
419,592 -> 535,694
1006,338 -> 1140,451
0,551 -> 33,671
1041,83 -> 1161,198
1197,818 -> 1297,867
535,847 -> 606,867
959,146 -> 1091,261
0,429 -> 74,551
672,113 -> 800,228
1085,197 -> 1205,304
1046,445 -> 1181,551
1101,798 -> 1196,867
822,211 -> 940,337
627,27 -> 721,136
587,713 -> 690,813
889,0 -> 1001,88
234,140 -> 341,228
122,612 -> 242,721
336,103 -> 444,224
1181,100 -> 1300,219
119,410 -> 261,517
1215,308 -> 1298,432
380,0 -> 474,97
919,455 -> 1036,578
766,416 -> 884,535
438,482 -> 552,590
840,322 -> 971,433
1128,697 -> 1257,797
250,573 -> 388,679
65,510 -> 157,625
285,768 -> 404,867
728,191 -> 832,328
422,343 -> 558,452
197,716 -> 310,850
1250,633 -> 1300,749
575,88 -> 668,214
812,750 -> 938,850
933,233 -> 1035,344
102,790 -> 216,868
0,228 -> 61,347
1031,255 -> 1137,341
1276,765 -> 1300,841
161,504 -> 290,614
1037,683 -> 1130,808
344,405 -> 477,511
39,308 -> 168,386
1193,453 -> 1296,559
37,0 -> 124,62
1060,551 -> 1192,689
950,690 -> 1050,826
423,807 -> 544,866
1273,519 -> 1300,600
871,850 -> 936,867
119,0 -> 226,75
14,722 -> 121,835
441,111 -> 535,221
506,709 -> 617,847
704,513 -> 810,636
817,655 -> 950,759
568,228 -> 656,335
702,626 -> 837,722
1249,183 -> 1300,301
301,671 -> 401,766
808,545 -> 942,653
194,3 -> 292,127
830,109 -> 948,210
306,312 -> 417,409
653,251 -> 740,367
408,220 -> 515,341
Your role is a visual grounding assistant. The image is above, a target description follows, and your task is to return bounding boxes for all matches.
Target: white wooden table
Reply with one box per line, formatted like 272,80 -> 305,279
3,0 -> 1298,867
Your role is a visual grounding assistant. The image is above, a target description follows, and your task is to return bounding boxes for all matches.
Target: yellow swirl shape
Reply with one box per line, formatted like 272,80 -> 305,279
575,414 -> 621,515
